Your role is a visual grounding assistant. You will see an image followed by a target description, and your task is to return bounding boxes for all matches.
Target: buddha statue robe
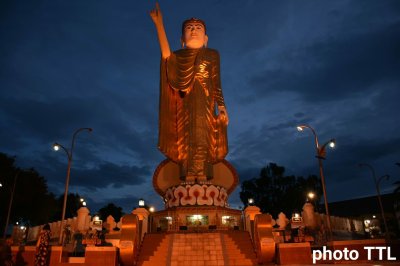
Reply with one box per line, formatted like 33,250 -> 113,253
158,47 -> 228,181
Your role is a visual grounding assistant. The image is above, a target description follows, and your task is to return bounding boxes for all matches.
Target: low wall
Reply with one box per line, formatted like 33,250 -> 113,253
329,239 -> 398,262
85,246 -> 118,266
277,242 -> 312,265
11,246 -> 36,266
11,245 -> 118,266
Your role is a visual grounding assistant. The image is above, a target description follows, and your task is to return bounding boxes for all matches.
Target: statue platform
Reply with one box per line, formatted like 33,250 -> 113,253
149,206 -> 243,232
153,159 -> 239,207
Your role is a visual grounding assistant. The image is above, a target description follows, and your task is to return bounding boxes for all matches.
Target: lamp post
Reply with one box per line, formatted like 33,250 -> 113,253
2,169 -> 35,239
248,198 -> 254,206
307,191 -> 315,202
3,171 -> 19,239
297,124 -> 335,241
307,191 -> 319,212
80,198 -> 87,207
53,127 -> 92,245
358,163 -> 390,239
138,199 -> 145,207
307,192 -> 315,200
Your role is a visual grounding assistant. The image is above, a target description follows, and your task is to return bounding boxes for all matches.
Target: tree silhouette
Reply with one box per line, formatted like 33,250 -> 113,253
240,162 -> 322,217
54,193 -> 84,220
394,180 -> 400,205
0,153 -> 58,231
97,203 -> 124,222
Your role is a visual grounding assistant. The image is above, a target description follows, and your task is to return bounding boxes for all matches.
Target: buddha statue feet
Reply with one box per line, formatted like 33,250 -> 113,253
185,174 -> 207,183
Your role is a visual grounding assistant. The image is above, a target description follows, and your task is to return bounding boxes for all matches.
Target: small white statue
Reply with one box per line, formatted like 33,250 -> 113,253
276,212 -> 289,229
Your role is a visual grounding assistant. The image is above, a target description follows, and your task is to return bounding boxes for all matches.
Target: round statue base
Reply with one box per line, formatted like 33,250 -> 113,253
153,159 -> 238,207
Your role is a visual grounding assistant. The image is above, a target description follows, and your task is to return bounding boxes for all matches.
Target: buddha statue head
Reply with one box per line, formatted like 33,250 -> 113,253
181,18 -> 208,49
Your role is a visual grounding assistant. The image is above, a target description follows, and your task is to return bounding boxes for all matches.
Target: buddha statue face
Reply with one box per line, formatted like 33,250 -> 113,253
182,22 -> 208,49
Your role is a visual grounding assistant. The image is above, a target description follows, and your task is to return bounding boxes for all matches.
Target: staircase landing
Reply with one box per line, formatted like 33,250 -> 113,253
137,231 -> 257,266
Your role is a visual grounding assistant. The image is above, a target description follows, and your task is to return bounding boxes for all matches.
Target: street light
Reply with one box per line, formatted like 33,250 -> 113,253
358,163 -> 390,239
1,169 -> 35,239
248,198 -> 254,205
53,127 -> 92,245
297,124 -> 335,241
80,198 -> 87,206
2,171 -> 20,239
138,199 -> 145,207
307,192 -> 315,202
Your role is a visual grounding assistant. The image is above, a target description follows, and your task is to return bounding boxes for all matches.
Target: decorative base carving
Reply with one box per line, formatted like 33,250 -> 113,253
153,159 -> 238,200
164,184 -> 228,208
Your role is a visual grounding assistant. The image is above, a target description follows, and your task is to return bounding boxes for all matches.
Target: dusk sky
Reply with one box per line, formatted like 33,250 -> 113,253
1,1 -> 399,214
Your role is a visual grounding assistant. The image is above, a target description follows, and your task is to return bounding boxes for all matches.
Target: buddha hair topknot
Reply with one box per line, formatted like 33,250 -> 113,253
182,18 -> 207,35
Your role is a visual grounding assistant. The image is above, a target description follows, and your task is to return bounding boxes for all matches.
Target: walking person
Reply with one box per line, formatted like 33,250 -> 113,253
34,224 -> 51,266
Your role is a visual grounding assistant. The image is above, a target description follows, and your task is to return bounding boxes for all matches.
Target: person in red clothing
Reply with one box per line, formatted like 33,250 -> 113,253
34,224 -> 51,266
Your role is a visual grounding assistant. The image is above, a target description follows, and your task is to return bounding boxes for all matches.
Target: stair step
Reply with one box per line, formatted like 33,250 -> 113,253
136,231 -> 258,265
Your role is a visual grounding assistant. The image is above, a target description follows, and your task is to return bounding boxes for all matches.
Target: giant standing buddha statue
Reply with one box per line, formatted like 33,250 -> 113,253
150,3 -> 239,225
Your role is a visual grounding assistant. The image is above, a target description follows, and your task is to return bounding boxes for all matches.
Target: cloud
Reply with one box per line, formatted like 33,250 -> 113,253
72,162 -> 150,189
1,0 -> 399,211
247,21 -> 400,103
87,195 -> 142,216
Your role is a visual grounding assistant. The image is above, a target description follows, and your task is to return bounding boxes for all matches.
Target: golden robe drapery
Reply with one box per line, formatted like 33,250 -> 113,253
158,48 -> 228,179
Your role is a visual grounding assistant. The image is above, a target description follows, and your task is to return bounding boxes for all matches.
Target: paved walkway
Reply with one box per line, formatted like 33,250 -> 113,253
261,262 -> 399,265
312,260 -> 400,265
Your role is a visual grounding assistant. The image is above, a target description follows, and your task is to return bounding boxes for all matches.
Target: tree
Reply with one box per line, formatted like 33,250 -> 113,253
394,181 -> 400,203
240,162 -> 322,217
0,153 -> 59,230
97,203 -> 124,222
54,193 -> 84,220
394,163 -> 400,199
394,181 -> 400,194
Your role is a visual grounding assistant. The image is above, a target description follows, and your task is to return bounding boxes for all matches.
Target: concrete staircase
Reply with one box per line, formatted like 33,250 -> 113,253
136,233 -> 170,266
170,232 -> 225,266
136,231 -> 258,266
222,231 -> 258,265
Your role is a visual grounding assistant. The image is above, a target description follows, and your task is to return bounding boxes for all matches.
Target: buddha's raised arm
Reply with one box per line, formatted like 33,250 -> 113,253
150,2 -> 171,59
